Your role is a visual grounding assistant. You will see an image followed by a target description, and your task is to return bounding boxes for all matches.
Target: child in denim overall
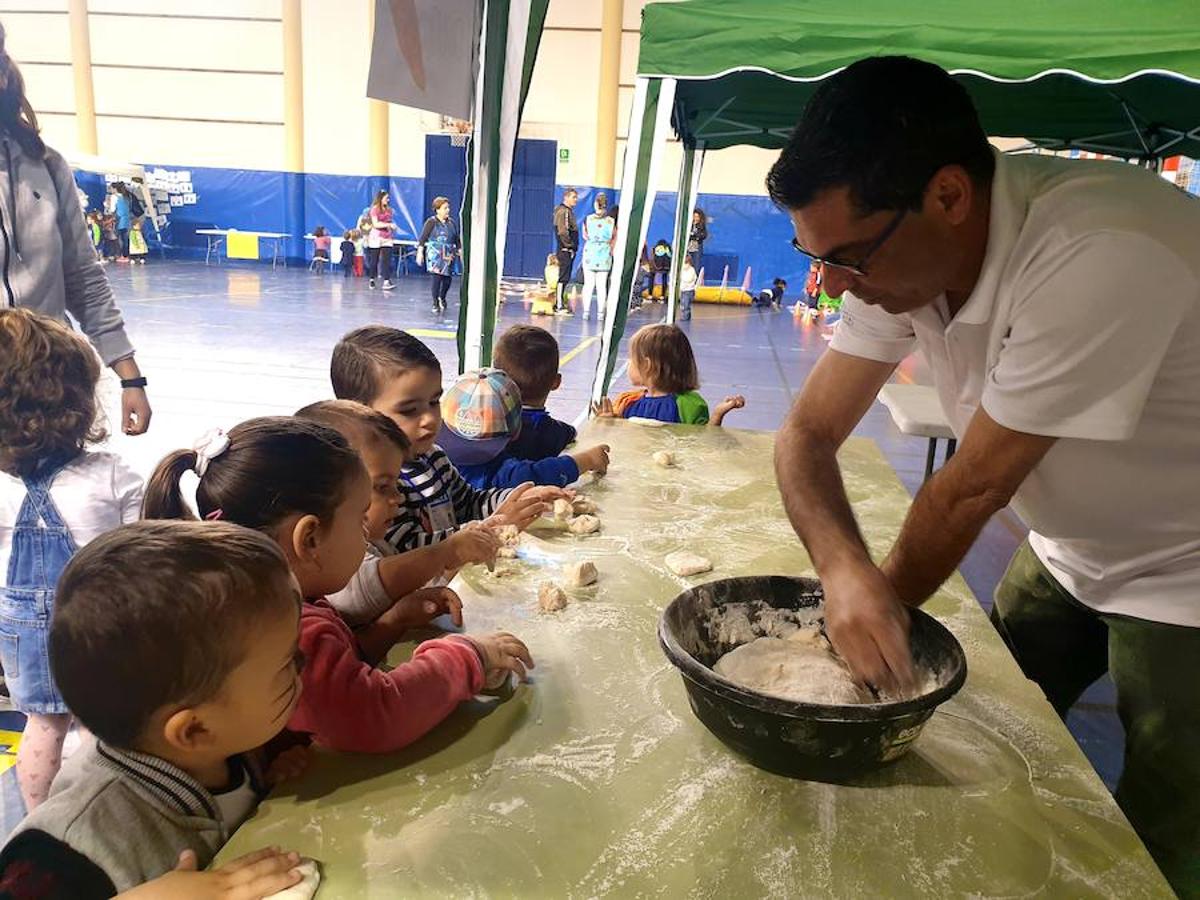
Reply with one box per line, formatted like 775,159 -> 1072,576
0,309 -> 143,812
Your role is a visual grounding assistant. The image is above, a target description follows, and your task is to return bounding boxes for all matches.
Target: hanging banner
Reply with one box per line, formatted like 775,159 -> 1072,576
368,0 -> 480,120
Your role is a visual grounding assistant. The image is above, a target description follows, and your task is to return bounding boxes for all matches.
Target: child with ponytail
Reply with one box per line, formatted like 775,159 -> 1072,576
143,417 -> 533,754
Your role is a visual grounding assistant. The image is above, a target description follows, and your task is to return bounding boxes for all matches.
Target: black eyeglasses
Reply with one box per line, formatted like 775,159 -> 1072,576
791,208 -> 908,278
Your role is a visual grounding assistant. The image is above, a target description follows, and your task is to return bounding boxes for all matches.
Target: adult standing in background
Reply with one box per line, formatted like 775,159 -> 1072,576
552,187 -> 579,314
112,185 -> 131,262
367,190 -> 396,291
416,196 -> 460,315
687,207 -> 708,264
579,192 -> 616,321
0,25 -> 151,435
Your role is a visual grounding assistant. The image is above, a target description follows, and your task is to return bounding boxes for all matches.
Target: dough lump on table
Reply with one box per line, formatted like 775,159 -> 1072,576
493,524 -> 520,546
714,635 -> 868,705
563,560 -> 598,587
538,581 -> 569,612
264,859 -> 320,900
652,450 -> 675,467
553,498 -> 574,521
496,546 -> 518,559
571,496 -> 598,515
568,514 -> 601,535
664,550 -> 712,576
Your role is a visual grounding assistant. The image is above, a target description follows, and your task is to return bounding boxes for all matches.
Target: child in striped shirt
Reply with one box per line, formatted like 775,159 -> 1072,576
331,326 -> 569,553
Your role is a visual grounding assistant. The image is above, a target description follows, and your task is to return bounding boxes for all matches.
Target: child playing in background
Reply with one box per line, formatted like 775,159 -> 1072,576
524,254 -> 559,315
353,226 -> 366,277
630,259 -> 652,309
594,323 -> 746,426
330,326 -> 567,552
86,210 -> 103,261
128,216 -> 148,265
755,277 -> 787,309
142,417 -> 534,755
101,212 -> 119,261
0,521 -> 309,896
296,400 -> 501,626
649,239 -> 672,300
493,325 -> 578,459
311,225 -> 331,273
340,230 -> 356,279
679,255 -> 698,322
0,309 -> 144,813
439,368 -> 610,490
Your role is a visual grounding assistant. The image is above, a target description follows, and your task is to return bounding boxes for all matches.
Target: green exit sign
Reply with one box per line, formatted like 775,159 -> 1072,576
558,148 -> 570,163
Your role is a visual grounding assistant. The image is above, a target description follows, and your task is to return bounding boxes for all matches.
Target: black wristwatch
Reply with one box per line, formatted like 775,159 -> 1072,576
120,377 -> 148,389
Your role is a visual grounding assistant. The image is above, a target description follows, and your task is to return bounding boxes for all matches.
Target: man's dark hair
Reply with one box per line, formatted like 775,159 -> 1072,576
766,56 -> 995,215
331,325 -> 441,405
51,520 -> 296,747
493,325 -> 560,405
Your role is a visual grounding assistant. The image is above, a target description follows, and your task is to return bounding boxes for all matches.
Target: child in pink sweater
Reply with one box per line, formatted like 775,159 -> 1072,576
143,416 -> 532,753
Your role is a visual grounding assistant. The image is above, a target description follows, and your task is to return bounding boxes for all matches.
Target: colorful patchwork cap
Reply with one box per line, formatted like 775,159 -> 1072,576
437,367 -> 524,465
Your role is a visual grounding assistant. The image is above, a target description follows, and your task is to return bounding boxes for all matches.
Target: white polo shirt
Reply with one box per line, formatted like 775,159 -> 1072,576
832,151 -> 1200,627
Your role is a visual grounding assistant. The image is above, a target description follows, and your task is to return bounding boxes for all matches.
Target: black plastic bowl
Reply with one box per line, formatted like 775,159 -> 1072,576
658,575 -> 967,780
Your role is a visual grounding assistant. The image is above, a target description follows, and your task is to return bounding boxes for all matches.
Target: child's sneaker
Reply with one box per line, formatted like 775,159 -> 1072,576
369,278 -> 376,289
382,280 -> 396,291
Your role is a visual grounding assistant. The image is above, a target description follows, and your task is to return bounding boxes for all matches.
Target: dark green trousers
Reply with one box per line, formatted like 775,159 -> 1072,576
991,541 -> 1200,899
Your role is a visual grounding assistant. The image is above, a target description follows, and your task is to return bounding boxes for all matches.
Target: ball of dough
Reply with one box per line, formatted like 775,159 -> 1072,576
571,496 -> 598,515
567,514 -> 601,535
653,450 -> 675,467
665,550 -> 712,577
264,859 -> 321,900
488,563 -> 518,578
563,560 -> 598,587
538,581 -> 569,612
496,546 -> 518,559
553,498 -> 574,521
493,524 -> 520,547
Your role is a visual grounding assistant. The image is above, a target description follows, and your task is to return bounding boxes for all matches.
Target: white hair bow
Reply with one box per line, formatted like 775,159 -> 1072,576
192,428 -> 230,478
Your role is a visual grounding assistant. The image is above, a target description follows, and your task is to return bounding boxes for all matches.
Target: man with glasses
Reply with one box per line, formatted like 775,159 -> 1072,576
767,56 -> 1199,896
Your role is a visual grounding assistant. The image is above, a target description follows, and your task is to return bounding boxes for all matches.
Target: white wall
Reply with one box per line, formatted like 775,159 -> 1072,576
0,0 -> 777,193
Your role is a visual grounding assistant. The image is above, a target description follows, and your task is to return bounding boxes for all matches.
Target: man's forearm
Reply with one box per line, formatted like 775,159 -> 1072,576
775,422 -> 873,572
882,465 -> 1007,606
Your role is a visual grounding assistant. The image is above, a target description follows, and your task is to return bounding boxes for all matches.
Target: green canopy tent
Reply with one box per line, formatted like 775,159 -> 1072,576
591,0 -> 1200,406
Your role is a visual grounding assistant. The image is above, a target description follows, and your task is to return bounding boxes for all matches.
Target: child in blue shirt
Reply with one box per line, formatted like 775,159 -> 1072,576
594,323 -> 746,426
440,368 -> 610,490
493,325 -> 581,459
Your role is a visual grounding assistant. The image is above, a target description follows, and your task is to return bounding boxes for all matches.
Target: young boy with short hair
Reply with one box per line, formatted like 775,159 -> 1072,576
0,520 -> 308,897
296,399 -> 500,622
330,326 -> 567,553
438,368 -> 609,490
492,325 -> 579,460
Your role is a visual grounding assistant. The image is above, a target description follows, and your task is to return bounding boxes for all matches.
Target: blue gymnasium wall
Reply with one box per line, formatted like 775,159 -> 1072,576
74,164 -> 811,291
555,185 -> 811,299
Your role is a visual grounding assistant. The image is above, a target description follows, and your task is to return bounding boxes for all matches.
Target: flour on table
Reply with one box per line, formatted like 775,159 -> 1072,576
665,550 -> 712,577
538,581 -> 569,612
714,633 -> 870,705
563,560 -> 598,587
263,859 -> 320,900
568,514 -> 601,535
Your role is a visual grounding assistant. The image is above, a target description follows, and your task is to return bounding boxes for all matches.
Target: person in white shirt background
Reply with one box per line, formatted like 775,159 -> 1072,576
767,56 -> 1199,897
